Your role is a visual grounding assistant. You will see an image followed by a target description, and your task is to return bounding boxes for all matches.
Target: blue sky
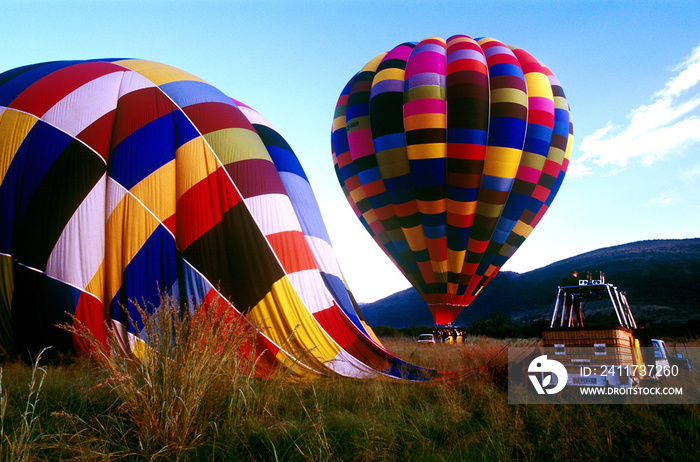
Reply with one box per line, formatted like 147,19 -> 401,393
2,1 -> 699,302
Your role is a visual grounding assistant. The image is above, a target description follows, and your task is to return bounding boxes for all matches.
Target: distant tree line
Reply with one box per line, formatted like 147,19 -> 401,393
373,312 -> 700,341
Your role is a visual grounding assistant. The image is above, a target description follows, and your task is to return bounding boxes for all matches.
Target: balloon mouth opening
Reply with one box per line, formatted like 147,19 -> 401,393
427,303 -> 467,326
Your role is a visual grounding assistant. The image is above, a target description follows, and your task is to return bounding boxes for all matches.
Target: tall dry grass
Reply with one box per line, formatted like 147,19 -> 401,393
1,321 -> 698,460
59,294 -> 259,460
0,348 -> 48,462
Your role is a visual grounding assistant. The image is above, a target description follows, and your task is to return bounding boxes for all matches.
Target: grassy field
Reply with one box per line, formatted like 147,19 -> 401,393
1,327 -> 699,461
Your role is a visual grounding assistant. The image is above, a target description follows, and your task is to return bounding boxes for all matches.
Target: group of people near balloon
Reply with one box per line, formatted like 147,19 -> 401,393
432,328 -> 467,343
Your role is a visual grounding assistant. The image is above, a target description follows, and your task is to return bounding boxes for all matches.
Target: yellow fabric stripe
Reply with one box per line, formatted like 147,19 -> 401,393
360,53 -> 386,74
545,147 -> 566,166
416,198 -> 446,215
565,131 -> 574,162
0,254 -> 14,345
273,348 -> 323,379
247,277 -> 342,373
105,194 -> 161,304
85,260 -> 105,303
374,67 -> 405,83
113,59 -> 208,86
0,110 -> 38,182
447,199 -> 477,217
403,225 -> 427,252
405,85 -> 446,101
447,249 -> 467,279
523,72 -> 553,99
204,128 -> 271,165
519,150 -> 547,170
406,143 -> 446,160
430,264 -> 448,283
332,116 -> 346,132
404,113 -> 446,131
175,137 -> 222,199
348,186 -> 368,205
346,116 -> 370,134
376,146 -> 411,178
512,221 -> 533,238
130,160 -> 176,224
490,87 -> 527,106
476,202 -> 505,218
483,147 -> 522,178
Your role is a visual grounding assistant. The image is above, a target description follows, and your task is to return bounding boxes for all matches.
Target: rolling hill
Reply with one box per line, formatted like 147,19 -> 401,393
359,238 -> 700,328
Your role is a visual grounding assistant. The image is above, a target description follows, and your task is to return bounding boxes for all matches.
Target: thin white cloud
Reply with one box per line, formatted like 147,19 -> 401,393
577,43 -> 700,172
647,191 -> 675,207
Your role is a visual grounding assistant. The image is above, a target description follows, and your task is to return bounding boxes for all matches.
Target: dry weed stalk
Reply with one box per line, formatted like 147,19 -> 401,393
61,294 -> 259,459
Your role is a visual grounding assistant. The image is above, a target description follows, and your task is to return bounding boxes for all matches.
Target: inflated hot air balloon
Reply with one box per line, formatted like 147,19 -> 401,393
331,36 -> 573,325
0,59 -> 453,381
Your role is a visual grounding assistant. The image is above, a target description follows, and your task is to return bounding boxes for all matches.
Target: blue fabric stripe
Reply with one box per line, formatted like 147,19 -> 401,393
357,166 -> 382,184
411,158 -> 445,188
487,117 -> 527,149
488,62 -> 523,78
110,225 -> 179,334
373,133 -> 406,152
447,224 -> 469,251
159,80 -> 231,108
448,185 -> 479,202
109,114 -> 176,190
267,145 -> 308,179
447,128 -> 488,145
175,110 -> 200,148
0,122 -> 73,252
331,128 -> 350,156
0,61 -> 80,107
481,175 -> 514,192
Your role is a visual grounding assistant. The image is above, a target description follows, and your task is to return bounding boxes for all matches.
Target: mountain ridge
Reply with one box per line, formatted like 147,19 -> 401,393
359,238 -> 700,328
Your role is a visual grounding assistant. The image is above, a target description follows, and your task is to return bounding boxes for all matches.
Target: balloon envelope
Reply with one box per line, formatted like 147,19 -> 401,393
0,59 -> 446,380
331,36 -> 573,325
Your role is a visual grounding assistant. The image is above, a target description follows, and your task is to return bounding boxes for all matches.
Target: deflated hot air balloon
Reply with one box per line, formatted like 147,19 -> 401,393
331,36 -> 573,325
0,59 -> 448,381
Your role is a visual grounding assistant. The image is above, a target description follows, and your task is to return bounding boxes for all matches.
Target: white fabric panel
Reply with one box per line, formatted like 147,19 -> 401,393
327,350 -> 381,378
41,72 -> 124,137
46,175 -> 106,290
305,235 -> 343,278
287,269 -> 335,314
106,176 -> 128,217
234,102 -> 274,129
244,193 -> 302,235
117,70 -> 156,98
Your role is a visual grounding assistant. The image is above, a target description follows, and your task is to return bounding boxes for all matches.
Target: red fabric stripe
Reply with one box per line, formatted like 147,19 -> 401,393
447,211 -> 475,228
426,236 -> 447,261
527,109 -> 554,128
182,102 -> 252,135
224,158 -> 287,198
532,184 -> 550,202
111,87 -> 177,148
77,109 -> 116,161
10,62 -> 125,117
177,167 -> 242,250
314,306 -> 356,349
72,293 -> 107,355
266,231 -> 317,274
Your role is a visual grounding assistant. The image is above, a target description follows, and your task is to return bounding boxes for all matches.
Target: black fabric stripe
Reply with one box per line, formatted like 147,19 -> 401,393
369,92 -> 404,139
14,139 -> 105,270
405,128 -> 446,145
182,202 -> 284,313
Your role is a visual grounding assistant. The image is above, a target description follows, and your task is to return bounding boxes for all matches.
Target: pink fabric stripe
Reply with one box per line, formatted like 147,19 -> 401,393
403,98 -> 446,117
516,165 -> 542,184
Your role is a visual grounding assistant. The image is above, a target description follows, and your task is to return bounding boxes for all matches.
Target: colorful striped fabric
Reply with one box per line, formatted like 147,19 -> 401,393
332,36 -> 573,325
0,59 -> 450,381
